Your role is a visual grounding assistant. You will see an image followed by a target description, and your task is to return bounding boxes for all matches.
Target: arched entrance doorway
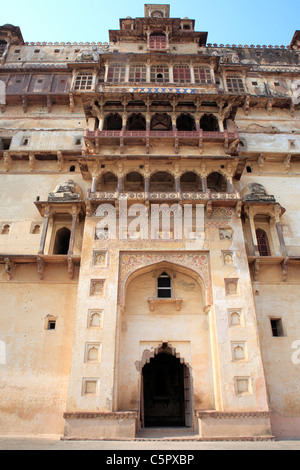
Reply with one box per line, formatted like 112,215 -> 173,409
141,344 -> 192,428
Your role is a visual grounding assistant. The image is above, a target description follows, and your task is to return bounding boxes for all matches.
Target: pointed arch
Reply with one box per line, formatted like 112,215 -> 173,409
118,252 -> 212,313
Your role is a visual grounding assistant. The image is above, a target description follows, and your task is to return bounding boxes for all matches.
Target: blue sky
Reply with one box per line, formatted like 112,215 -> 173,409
1,0 -> 299,46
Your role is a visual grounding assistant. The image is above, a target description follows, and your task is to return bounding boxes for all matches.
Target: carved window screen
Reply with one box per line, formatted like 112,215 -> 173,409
129,65 -> 147,83
74,72 -> 93,91
150,65 -> 169,83
194,67 -> 213,84
256,228 -> 271,256
173,65 -> 191,84
226,75 -> 245,93
107,64 -> 126,83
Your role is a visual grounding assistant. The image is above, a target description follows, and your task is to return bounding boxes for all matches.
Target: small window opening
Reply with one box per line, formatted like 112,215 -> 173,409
70,165 -> 76,172
246,166 -> 252,173
21,137 -> 29,146
270,318 -> 284,337
48,320 -> 56,330
157,272 -> 172,298
1,224 -> 10,235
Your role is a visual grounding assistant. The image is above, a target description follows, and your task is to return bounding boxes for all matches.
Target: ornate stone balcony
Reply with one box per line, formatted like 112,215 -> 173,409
86,189 -> 242,217
84,129 -> 239,154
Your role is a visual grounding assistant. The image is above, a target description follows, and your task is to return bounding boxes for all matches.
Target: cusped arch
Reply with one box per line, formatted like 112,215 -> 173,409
138,342 -> 191,371
118,253 -> 212,313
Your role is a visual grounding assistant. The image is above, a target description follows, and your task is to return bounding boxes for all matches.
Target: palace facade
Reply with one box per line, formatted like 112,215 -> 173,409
0,5 -> 300,440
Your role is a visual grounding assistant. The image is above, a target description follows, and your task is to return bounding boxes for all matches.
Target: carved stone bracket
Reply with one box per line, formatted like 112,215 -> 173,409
4,257 -> 15,280
281,256 -> 289,282
147,297 -> 183,311
36,256 -> 44,280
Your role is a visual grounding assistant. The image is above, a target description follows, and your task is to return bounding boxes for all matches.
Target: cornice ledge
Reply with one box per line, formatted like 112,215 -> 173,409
63,411 -> 138,420
195,410 -> 271,419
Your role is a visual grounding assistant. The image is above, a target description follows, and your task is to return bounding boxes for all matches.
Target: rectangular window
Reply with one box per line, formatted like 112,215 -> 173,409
173,65 -> 191,84
270,318 -> 284,337
226,75 -> 245,93
157,273 -> 172,298
149,34 -> 167,50
150,65 -> 169,83
194,66 -> 213,84
74,72 -> 93,91
48,320 -> 56,330
107,64 -> 126,83
129,64 -> 147,83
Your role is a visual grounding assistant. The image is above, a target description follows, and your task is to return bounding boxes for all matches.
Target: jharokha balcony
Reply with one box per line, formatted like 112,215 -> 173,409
84,128 -> 239,154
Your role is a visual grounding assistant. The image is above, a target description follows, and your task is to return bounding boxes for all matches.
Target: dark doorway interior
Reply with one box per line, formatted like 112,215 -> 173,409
53,227 -> 71,255
142,352 -> 185,427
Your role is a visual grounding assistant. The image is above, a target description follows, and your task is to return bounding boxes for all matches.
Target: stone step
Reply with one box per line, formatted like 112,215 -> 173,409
136,427 -> 198,440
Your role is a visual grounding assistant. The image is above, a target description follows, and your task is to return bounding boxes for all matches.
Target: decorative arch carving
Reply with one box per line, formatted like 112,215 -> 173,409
118,251 -> 212,313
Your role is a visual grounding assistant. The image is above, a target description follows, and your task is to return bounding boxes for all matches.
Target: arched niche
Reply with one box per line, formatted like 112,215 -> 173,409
118,253 -> 212,314
180,172 -> 202,192
200,114 -> 219,132
150,113 -> 172,131
124,171 -> 144,191
149,171 -> 175,191
98,171 -> 118,191
104,113 -> 122,130
176,113 -> 196,131
127,113 -> 146,131
207,172 -> 227,192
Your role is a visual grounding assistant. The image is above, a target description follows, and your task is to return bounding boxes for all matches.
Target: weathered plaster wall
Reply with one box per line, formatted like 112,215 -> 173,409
0,266 -> 77,435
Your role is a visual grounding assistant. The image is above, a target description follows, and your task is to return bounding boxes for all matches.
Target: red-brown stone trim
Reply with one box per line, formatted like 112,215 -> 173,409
195,410 -> 271,419
64,411 -> 138,420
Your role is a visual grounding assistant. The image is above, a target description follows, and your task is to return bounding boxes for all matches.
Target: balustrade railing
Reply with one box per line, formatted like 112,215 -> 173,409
85,129 -> 239,140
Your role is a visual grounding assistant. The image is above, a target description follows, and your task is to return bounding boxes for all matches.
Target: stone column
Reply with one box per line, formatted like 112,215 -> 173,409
274,205 -> 288,257
169,63 -> 174,84
226,176 -> 234,193
246,207 -> 259,256
91,176 -> 98,193
209,60 -> 216,83
68,211 -> 78,256
38,207 -> 50,255
146,59 -> 151,83
144,175 -> 150,195
117,175 -> 123,193
104,61 -> 109,82
201,176 -> 207,193
175,176 -> 181,193
190,62 -> 195,84
125,61 -> 130,83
